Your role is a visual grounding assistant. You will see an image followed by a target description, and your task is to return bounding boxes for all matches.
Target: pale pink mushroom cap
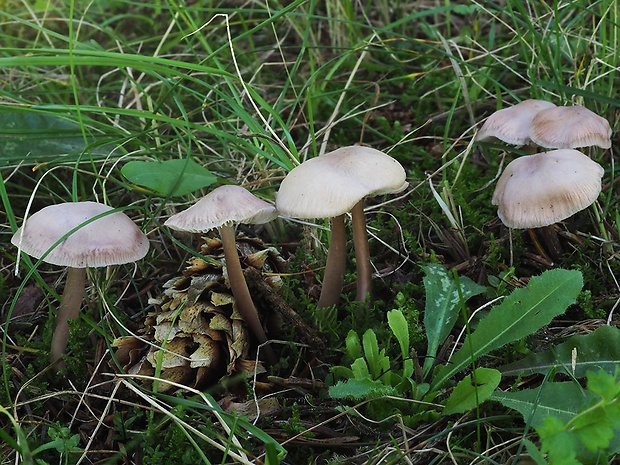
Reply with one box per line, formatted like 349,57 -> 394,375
492,149 -> 604,229
475,99 -> 557,146
164,185 -> 277,233
11,201 -> 149,268
530,105 -> 612,149
276,146 -> 408,219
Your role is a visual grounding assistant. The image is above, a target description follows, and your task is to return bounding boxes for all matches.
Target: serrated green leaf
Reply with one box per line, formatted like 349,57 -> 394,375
491,381 -> 595,427
121,158 -> 217,197
345,330 -> 362,361
573,416 -> 613,453
500,325 -> 620,378
363,329 -> 383,379
351,357 -> 370,380
538,417 -> 581,465
328,378 -> 397,400
443,367 -> 501,415
585,369 -> 620,402
431,269 -> 583,390
422,264 -> 487,377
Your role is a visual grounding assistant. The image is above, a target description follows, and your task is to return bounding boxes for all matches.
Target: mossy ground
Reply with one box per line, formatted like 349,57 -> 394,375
1,1 -> 620,464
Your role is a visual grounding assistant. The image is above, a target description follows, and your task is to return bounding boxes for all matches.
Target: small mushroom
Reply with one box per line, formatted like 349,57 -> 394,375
276,145 -> 407,307
164,185 -> 278,363
529,105 -> 612,150
11,201 -> 149,365
475,99 -> 557,146
492,149 -> 604,229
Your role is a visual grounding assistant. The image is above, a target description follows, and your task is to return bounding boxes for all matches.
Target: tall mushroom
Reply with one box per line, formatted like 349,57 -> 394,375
276,146 -> 407,308
11,201 -> 150,366
164,184 -> 278,363
492,149 -> 604,229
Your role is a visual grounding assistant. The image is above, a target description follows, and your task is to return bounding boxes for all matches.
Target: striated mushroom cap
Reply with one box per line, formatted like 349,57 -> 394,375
475,99 -> 557,146
530,105 -> 612,149
11,201 -> 149,268
165,185 -> 277,233
492,149 -> 604,229
276,145 -> 408,219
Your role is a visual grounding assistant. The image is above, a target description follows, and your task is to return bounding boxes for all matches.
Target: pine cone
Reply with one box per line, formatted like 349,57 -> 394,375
113,235 -> 286,392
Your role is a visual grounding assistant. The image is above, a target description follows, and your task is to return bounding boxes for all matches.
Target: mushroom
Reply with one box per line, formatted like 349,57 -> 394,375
529,105 -> 612,150
276,146 -> 407,307
11,201 -> 149,365
164,185 -> 278,363
477,101 -> 611,259
492,149 -> 604,229
475,99 -> 557,146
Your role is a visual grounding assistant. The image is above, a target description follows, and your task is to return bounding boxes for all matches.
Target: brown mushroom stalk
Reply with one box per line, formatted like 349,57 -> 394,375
276,146 -> 407,308
50,267 -> 87,364
11,201 -> 150,369
317,214 -> 347,309
164,185 -> 278,364
219,223 -> 276,363
350,200 -> 372,302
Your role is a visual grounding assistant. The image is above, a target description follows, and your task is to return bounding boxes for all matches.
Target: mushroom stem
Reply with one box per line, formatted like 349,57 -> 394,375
351,200 -> 372,302
51,267 -> 87,365
526,228 -> 553,263
318,214 -> 347,309
219,224 -> 276,363
538,225 -> 563,261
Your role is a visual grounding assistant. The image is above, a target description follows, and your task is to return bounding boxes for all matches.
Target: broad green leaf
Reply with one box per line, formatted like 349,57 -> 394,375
362,329 -> 382,379
330,366 -> 354,379
379,349 -> 391,380
538,416 -> 580,465
442,367 -> 501,415
422,264 -> 487,377
387,309 -> 409,360
345,330 -> 362,361
329,378 -> 397,400
491,381 -> 594,427
572,370 -> 620,454
500,325 -> 620,378
495,370 -> 620,459
0,108 -> 114,167
431,269 -> 583,390
351,357 -> 370,380
121,158 -> 217,197
585,369 -> 620,402
388,309 -> 414,379
574,417 -> 614,453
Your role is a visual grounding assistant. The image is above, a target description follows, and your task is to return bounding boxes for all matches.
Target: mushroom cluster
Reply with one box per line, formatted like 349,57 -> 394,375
276,146 -> 407,307
12,144 -> 406,380
476,100 -> 611,257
